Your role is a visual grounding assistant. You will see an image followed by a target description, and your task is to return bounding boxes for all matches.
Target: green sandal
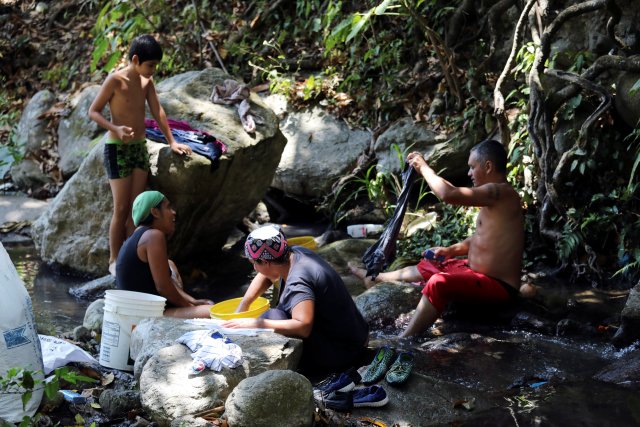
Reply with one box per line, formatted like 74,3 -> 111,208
362,346 -> 395,385
385,351 -> 414,385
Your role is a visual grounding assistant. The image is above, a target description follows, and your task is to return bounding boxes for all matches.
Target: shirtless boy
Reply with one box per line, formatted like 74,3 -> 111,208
350,139 -> 530,337
88,34 -> 192,276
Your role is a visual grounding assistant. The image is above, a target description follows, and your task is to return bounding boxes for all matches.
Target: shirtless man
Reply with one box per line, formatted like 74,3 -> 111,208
89,34 -> 192,276
350,139 -> 530,337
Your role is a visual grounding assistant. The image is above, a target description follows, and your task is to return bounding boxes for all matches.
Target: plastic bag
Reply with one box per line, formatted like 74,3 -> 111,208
39,335 -> 97,375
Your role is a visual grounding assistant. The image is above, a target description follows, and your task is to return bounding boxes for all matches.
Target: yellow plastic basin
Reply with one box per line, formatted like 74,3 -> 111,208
210,297 -> 270,320
288,236 -> 318,251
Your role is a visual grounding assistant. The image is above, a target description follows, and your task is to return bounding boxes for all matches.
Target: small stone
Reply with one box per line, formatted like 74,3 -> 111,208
35,2 -> 48,13
73,325 -> 91,342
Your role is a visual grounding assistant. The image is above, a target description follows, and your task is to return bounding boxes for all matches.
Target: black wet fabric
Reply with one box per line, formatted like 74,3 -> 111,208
362,164 -> 418,278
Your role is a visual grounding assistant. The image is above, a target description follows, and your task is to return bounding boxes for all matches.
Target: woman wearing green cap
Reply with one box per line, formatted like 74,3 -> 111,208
116,190 -> 214,318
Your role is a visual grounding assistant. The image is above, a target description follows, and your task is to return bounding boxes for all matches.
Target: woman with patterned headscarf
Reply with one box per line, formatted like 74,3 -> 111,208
223,225 -> 369,376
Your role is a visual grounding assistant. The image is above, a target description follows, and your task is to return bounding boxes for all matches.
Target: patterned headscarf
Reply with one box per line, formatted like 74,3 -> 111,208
244,225 -> 289,261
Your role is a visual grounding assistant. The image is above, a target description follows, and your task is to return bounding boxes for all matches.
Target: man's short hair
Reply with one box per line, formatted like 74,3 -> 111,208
129,34 -> 163,64
471,139 -> 508,174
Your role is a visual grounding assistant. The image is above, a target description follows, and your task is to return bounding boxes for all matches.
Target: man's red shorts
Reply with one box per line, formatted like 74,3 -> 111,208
417,258 -> 516,313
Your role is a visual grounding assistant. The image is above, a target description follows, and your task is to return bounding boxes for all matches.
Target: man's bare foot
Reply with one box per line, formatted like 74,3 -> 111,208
347,262 -> 375,289
519,283 -> 537,298
108,261 -> 116,278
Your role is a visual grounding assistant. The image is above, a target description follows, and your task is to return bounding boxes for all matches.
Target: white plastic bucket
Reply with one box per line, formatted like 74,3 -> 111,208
99,290 -> 165,371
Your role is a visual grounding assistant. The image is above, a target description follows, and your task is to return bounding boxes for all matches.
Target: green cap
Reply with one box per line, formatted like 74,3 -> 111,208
132,190 -> 165,226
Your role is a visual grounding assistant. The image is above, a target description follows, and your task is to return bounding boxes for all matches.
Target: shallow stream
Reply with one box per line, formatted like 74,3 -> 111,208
6,242 -> 89,336
6,239 -> 640,426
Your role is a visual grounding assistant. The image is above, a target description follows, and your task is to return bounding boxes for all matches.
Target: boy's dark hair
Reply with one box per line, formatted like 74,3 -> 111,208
138,200 -> 164,226
129,34 -> 163,64
471,139 -> 508,174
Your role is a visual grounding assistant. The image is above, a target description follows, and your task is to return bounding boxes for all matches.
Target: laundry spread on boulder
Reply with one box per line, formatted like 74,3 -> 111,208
176,329 -> 243,373
144,118 -> 227,171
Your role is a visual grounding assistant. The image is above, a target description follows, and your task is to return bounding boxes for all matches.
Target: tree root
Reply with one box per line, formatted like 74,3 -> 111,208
476,0 -> 518,76
400,0 -> 464,110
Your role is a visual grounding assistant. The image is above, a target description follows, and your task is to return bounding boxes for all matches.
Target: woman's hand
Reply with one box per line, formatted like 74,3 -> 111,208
221,318 -> 264,329
192,299 -> 214,306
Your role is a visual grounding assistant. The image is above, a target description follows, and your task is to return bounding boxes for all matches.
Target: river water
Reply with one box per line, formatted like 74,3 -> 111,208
6,242 -> 90,335
6,238 -> 640,425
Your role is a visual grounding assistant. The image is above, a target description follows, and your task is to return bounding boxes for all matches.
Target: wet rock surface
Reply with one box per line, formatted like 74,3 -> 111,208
6,237 -> 640,426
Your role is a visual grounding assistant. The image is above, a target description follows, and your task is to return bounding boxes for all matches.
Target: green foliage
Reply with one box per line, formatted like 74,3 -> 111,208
626,122 -> 640,190
630,78 -> 640,96
91,1 -> 152,72
91,0 -> 201,76
0,82 -> 22,178
39,63 -> 77,91
396,204 -> 478,260
0,366 -> 96,426
513,42 -> 537,78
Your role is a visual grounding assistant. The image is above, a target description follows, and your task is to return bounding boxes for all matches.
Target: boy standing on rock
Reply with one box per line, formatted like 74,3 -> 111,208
89,34 -> 191,276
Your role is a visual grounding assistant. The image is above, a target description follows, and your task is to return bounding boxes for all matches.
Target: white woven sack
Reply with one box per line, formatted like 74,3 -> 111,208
0,243 -> 44,423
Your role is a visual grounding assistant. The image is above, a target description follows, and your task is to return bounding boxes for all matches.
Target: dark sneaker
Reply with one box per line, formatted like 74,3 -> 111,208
385,352 -> 414,385
353,385 -> 389,408
361,346 -> 395,385
313,372 -> 355,399
320,390 -> 354,412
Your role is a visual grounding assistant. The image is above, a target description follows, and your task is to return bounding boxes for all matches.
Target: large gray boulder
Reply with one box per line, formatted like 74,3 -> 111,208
270,105 -> 370,198
613,280 -> 640,345
134,317 -> 303,426
10,90 -> 57,191
615,71 -> 640,129
15,89 -> 56,155
224,370 -> 314,427
57,85 -> 104,177
375,118 -> 477,178
355,282 -> 422,324
32,68 -> 286,275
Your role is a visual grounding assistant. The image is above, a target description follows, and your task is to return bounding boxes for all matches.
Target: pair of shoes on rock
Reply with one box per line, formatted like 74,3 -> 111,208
361,346 -> 395,385
313,372 -> 355,399
361,346 -> 414,386
320,385 -> 389,412
313,367 -> 362,399
353,385 -> 389,408
385,351 -> 414,385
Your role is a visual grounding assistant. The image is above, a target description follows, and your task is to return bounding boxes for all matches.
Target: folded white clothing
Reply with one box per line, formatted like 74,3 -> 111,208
176,329 -> 243,372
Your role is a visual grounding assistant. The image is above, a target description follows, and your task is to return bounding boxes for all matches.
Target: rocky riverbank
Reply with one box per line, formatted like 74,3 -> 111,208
6,231 -> 639,426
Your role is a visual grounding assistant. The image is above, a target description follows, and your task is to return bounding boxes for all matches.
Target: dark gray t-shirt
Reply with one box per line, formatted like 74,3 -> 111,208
277,247 -> 369,373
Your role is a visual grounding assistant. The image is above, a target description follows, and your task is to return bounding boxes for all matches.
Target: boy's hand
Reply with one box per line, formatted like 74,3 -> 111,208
115,126 -> 134,143
170,142 -> 191,155
170,142 -> 192,155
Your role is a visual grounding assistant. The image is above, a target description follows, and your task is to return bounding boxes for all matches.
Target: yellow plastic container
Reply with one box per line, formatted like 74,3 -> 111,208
288,235 -> 318,251
210,297 -> 270,320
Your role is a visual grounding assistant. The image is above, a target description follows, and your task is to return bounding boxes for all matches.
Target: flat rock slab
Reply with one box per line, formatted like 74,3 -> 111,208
0,195 -> 48,224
